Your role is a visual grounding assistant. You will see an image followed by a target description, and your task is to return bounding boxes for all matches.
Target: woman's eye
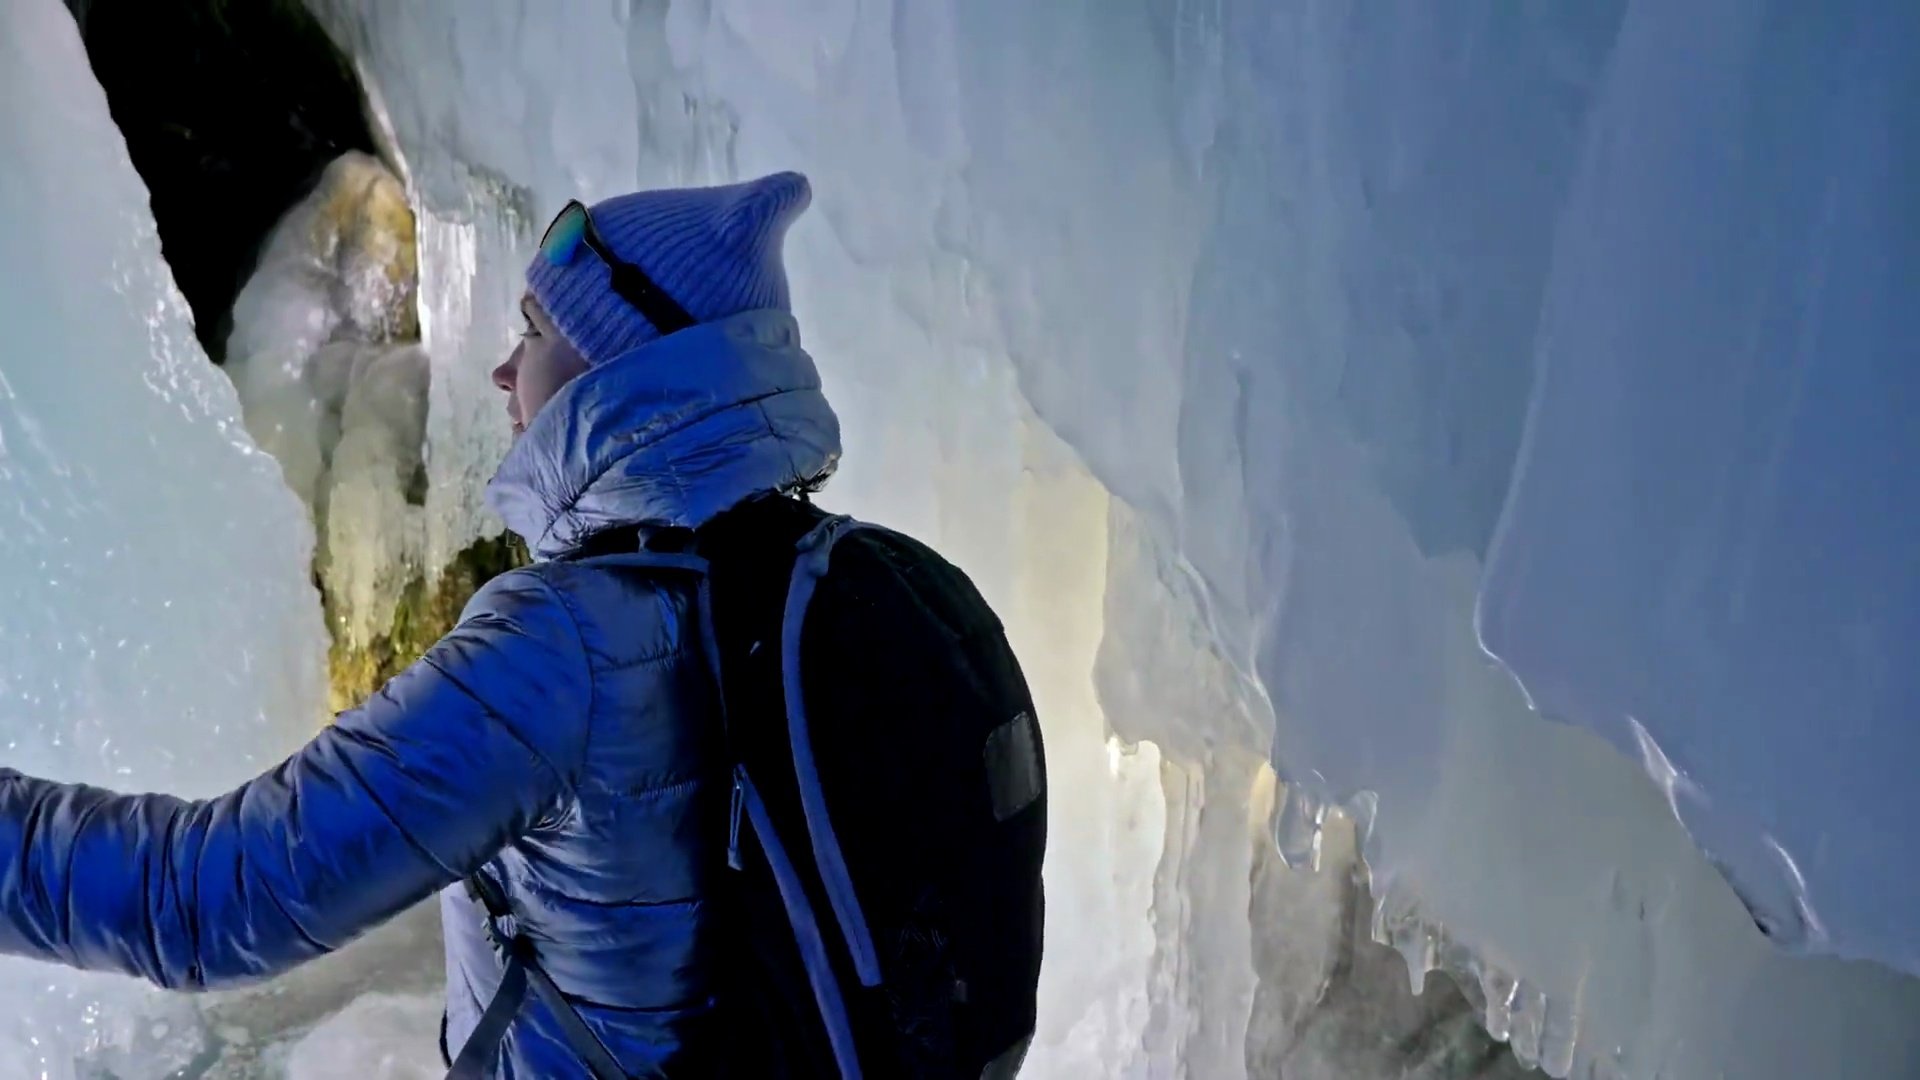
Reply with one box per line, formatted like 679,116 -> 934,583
521,316 -> 538,338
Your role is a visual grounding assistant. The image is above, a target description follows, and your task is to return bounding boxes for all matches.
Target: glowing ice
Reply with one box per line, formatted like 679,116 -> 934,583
0,0 -> 326,1072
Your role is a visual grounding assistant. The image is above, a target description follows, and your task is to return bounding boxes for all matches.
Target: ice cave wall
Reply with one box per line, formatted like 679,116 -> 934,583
299,1 -> 1920,1077
0,1 -> 330,1072
6,0 -> 1915,1075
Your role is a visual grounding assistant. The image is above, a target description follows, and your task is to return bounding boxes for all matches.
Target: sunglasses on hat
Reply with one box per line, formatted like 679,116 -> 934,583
538,200 -> 696,336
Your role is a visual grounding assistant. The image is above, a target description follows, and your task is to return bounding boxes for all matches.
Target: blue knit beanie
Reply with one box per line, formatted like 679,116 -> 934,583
526,171 -> 812,365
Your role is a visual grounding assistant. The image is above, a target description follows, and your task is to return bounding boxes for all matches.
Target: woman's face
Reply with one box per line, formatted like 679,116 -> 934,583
493,292 -> 590,438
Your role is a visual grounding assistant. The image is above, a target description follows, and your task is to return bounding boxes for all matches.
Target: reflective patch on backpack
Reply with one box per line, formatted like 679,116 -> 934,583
983,711 -> 1044,822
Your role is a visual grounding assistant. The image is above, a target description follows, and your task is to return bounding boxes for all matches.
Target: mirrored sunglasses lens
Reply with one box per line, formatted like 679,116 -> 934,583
540,205 -> 588,266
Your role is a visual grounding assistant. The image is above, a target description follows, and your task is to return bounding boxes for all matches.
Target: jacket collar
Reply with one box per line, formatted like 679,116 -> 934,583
485,310 -> 841,560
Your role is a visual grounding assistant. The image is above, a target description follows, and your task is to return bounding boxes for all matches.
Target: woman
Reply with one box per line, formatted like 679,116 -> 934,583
0,171 -> 837,1076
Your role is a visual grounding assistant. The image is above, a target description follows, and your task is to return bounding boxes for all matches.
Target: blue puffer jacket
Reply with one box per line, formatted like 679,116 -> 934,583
0,311 -> 841,1077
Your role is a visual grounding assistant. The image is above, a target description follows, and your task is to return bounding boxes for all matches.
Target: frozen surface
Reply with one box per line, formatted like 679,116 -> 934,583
1,0 -> 1908,1074
279,992 -> 444,1080
195,903 -> 445,1079
301,0 -> 1920,1076
1477,0 -> 1920,975
225,151 -> 428,652
0,0 -> 327,1072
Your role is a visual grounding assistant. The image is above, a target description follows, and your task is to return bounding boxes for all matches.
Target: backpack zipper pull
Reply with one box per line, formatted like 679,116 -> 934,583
727,768 -> 745,871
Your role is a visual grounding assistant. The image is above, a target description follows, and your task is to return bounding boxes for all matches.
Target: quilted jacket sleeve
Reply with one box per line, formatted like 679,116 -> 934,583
0,567 -> 591,990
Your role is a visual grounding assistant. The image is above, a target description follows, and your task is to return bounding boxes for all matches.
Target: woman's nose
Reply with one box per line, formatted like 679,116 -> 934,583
492,347 -> 520,392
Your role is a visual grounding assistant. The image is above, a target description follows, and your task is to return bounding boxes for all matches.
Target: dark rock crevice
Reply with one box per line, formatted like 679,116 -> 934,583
67,2 -> 520,712
66,0 -> 378,362
326,533 -> 530,715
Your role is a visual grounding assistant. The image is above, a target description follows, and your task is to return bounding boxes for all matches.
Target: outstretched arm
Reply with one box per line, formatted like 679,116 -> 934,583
0,568 -> 590,990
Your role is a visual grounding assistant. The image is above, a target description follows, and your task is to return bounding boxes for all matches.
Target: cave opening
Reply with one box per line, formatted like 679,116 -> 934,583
66,0 -> 378,363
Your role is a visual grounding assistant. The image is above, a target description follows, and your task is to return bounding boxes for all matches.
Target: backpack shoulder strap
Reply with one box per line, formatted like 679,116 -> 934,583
778,515 -> 884,987
452,527 -> 870,1079
691,503 -> 874,1078
734,762 -> 867,1080
447,873 -> 633,1080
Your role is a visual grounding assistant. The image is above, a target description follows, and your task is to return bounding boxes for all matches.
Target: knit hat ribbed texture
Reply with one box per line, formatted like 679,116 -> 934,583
526,171 -> 812,365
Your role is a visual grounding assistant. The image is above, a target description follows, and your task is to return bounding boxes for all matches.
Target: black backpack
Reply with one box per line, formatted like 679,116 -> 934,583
448,496 -> 1046,1079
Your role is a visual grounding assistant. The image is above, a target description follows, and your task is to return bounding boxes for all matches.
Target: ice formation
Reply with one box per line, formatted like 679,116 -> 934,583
224,151 -> 430,669
1476,0 -> 1920,972
0,0 -> 327,1072
1,0 -> 1916,1077
300,1 -> 1920,1076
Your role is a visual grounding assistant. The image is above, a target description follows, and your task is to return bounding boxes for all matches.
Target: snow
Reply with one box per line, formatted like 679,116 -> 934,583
300,0 -> 1920,1075
0,0 -> 328,1072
